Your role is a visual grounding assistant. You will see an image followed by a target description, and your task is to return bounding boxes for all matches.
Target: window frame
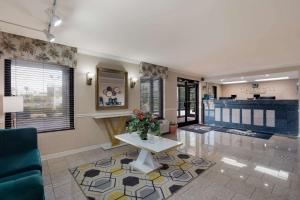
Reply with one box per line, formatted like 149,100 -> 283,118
140,77 -> 164,119
4,59 -> 75,133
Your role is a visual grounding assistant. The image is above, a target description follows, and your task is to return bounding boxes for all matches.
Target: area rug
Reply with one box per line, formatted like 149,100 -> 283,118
180,124 -> 273,140
180,124 -> 221,134
216,127 -> 273,139
69,149 -> 214,200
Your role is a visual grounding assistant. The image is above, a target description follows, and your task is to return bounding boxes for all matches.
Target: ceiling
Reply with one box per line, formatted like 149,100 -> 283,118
0,0 -> 300,77
208,71 -> 299,85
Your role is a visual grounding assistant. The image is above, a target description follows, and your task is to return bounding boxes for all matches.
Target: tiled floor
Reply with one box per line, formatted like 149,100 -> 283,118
43,129 -> 300,200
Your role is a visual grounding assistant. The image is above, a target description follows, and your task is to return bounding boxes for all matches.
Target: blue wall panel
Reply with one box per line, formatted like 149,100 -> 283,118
203,100 -> 298,136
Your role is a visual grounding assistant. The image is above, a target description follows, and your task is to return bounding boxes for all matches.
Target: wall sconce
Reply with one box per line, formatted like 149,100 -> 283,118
130,77 -> 137,88
86,72 -> 94,85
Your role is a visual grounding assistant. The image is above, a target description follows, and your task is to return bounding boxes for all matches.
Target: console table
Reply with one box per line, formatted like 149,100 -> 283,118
91,110 -> 133,149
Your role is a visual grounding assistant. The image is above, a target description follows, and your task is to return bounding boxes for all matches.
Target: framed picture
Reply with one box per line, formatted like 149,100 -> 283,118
96,67 -> 128,110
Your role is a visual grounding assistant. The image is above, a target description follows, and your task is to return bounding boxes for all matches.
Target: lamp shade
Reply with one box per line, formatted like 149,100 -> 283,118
3,96 -> 24,113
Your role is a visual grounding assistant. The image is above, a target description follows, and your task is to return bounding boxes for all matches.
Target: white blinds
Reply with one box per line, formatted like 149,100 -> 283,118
5,59 -> 74,133
140,77 -> 163,119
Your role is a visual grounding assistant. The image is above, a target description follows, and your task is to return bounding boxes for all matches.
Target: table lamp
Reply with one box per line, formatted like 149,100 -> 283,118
3,96 -> 24,128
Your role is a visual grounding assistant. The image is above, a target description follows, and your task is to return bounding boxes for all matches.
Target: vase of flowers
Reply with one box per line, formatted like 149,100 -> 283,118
127,109 -> 160,140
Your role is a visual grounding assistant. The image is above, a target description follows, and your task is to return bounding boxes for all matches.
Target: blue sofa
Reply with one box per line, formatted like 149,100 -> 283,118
0,128 -> 44,200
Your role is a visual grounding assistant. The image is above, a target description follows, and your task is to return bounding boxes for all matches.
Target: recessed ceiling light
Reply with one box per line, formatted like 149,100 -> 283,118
265,74 -> 270,77
240,76 -> 244,79
220,79 -> 224,82
255,77 -> 289,82
222,80 -> 247,85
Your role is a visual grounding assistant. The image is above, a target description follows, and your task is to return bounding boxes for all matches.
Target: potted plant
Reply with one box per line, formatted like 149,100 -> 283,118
127,109 -> 160,140
169,121 -> 177,134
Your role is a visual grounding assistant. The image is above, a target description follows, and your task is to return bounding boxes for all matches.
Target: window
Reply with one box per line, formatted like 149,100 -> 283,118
140,77 -> 163,119
5,59 -> 74,133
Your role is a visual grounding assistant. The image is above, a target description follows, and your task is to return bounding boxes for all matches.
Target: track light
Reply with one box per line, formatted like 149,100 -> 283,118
52,15 -> 62,27
47,33 -> 55,42
44,30 -> 55,42
43,0 -> 61,42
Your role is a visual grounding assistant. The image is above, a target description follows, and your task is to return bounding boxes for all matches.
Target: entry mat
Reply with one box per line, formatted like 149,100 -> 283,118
180,124 -> 273,139
69,149 -> 214,200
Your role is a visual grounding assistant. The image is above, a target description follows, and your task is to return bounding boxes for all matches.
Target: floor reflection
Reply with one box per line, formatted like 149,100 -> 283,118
176,129 -> 298,183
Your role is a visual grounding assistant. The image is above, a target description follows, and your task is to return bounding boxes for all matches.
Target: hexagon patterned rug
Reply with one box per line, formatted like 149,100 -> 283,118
69,149 -> 214,200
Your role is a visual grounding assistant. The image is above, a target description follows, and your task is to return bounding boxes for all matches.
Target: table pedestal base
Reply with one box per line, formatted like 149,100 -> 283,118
130,149 -> 161,174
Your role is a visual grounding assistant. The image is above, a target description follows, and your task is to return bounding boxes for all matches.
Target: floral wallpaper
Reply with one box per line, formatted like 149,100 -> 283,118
0,31 -> 77,67
140,61 -> 168,79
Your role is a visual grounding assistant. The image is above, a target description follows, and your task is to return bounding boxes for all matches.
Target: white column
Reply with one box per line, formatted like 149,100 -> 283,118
298,70 -> 300,137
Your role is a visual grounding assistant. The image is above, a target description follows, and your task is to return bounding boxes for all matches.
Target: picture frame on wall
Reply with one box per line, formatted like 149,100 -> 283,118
96,67 -> 128,110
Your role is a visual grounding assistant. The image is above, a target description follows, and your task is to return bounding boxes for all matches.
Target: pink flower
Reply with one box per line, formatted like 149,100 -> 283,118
137,113 -> 144,120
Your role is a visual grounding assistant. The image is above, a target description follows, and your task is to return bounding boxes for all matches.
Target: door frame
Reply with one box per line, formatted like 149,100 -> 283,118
177,77 -> 199,127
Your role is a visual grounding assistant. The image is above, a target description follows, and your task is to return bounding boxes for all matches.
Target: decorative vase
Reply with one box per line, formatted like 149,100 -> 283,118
139,128 -> 148,140
169,124 -> 177,134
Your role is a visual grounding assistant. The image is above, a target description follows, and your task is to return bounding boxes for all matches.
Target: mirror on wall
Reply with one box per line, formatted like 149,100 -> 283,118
96,67 -> 128,110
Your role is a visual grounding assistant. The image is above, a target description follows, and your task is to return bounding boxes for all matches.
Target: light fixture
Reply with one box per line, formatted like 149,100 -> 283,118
130,77 -> 137,88
255,77 -> 289,82
52,15 -> 62,27
43,0 -> 62,42
2,96 -> 24,128
240,76 -> 244,79
265,74 -> 270,77
44,30 -> 55,42
86,72 -> 94,85
222,80 -> 247,85
47,33 -> 55,42
220,79 -> 224,82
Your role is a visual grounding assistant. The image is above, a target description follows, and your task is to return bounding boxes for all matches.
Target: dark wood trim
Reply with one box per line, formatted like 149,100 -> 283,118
69,68 -> 75,129
4,59 -> 12,129
177,77 -> 199,127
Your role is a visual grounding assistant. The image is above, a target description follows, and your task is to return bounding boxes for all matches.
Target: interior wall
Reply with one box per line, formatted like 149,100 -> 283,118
220,79 -> 298,100
0,53 -> 140,155
0,52 -> 203,155
201,82 -> 222,99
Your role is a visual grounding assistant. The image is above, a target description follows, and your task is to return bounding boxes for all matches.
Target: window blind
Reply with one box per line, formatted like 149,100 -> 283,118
4,59 -> 74,133
140,77 -> 163,119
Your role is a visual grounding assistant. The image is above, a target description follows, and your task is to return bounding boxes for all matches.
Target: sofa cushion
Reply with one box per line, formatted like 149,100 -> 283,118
0,149 -> 42,178
0,128 -> 38,156
0,170 -> 44,200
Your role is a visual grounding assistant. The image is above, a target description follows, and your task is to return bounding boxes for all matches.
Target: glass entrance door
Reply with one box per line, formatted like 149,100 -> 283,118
177,78 -> 199,127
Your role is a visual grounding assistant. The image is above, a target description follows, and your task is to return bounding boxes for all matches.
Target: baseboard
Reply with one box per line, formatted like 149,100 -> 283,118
41,143 -> 111,161
101,142 -> 128,150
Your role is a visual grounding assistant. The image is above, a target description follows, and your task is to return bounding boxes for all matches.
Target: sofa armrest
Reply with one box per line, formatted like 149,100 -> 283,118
0,170 -> 44,200
0,128 -> 38,156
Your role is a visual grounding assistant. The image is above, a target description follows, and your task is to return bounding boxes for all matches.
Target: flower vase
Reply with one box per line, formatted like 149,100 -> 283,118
139,129 -> 148,140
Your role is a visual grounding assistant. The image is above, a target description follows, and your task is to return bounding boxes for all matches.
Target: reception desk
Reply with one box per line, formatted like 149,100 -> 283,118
203,99 -> 299,136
